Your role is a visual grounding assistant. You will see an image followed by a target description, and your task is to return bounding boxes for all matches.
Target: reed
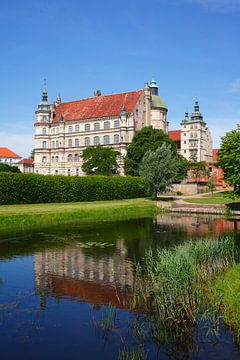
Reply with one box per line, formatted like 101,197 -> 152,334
134,236 -> 239,332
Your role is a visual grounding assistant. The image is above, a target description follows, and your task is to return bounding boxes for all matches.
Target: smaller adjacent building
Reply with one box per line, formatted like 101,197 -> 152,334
169,100 -> 213,162
16,158 -> 34,173
0,147 -> 21,166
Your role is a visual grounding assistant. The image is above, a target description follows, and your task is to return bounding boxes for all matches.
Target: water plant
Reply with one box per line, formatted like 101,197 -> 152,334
133,236 -> 240,338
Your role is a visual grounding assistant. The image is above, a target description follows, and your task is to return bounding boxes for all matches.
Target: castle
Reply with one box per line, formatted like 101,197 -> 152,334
34,80 -> 212,176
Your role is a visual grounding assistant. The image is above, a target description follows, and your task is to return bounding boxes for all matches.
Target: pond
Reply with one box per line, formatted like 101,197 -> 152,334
1,214 -> 240,360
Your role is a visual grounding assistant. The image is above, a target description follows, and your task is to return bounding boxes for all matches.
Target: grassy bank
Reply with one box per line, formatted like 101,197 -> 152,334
212,263 -> 240,339
0,198 -> 160,236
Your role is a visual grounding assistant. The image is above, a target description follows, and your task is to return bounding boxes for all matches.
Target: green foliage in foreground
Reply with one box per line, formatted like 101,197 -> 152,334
218,125 -> 240,190
134,236 -> 239,332
0,163 -> 20,173
139,144 -> 180,198
0,172 -> 149,205
212,263 -> 240,339
82,146 -> 119,175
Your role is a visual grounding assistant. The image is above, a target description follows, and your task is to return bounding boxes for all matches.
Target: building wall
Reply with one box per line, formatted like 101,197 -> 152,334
180,122 -> 213,162
34,85 -> 168,176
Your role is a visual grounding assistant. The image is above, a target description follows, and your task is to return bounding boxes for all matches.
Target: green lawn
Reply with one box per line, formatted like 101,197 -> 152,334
212,263 -> 240,339
0,198 -> 160,235
184,191 -> 240,205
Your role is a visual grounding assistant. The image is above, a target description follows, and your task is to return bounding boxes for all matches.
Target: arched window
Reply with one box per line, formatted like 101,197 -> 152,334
76,168 -> 79,176
51,156 -> 54,162
114,120 -> 120,128
114,134 -> 120,144
55,156 -> 59,162
68,169 -> 71,176
42,156 -> 46,163
94,136 -> 99,145
85,137 -> 90,146
103,135 -> 110,145
104,121 -> 110,130
42,127 -> 47,135
94,122 -> 100,131
55,170 -> 58,175
68,154 -> 73,162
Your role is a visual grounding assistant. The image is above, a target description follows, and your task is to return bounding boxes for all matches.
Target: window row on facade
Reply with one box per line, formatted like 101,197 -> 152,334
41,120 -> 120,135
42,134 -> 120,149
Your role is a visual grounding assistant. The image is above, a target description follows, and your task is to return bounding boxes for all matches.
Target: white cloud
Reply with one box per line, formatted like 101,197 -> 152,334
228,79 -> 240,93
0,132 -> 34,158
187,0 -> 240,11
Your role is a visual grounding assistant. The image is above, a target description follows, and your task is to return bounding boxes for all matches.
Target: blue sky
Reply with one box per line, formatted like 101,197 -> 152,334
0,0 -> 239,157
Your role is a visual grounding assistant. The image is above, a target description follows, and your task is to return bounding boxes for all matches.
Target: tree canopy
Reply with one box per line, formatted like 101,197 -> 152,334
139,143 -> 180,199
218,126 -> 240,190
82,146 -> 119,176
124,126 -> 177,176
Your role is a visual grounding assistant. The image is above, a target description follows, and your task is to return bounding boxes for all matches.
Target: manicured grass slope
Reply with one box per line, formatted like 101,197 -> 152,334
0,199 -> 159,234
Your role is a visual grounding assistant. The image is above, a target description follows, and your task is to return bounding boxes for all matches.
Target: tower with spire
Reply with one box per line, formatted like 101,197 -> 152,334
180,100 -> 212,162
34,83 -> 53,175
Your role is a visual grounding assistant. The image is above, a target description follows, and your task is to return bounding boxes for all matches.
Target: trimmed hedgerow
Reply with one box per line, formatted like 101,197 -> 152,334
0,172 -> 149,205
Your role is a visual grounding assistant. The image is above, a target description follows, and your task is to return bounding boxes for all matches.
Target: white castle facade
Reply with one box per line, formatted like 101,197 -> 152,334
34,80 -> 212,176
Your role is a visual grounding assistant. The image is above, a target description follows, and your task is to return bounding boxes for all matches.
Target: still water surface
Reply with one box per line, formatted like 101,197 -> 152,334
1,214 -> 240,359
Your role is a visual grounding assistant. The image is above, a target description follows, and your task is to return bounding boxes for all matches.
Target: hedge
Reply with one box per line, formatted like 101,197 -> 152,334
0,172 -> 149,205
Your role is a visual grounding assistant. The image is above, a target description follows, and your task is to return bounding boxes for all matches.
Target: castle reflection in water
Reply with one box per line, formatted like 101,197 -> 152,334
34,240 -> 134,308
34,215 -> 240,309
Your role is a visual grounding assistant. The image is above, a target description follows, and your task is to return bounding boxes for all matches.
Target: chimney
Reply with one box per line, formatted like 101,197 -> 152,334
94,90 -> 102,97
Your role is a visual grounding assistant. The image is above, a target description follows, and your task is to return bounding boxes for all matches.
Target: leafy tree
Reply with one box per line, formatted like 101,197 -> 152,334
0,163 -> 21,173
208,179 -> 216,196
175,154 -> 189,182
188,155 -> 209,186
124,126 -> 176,176
218,126 -> 240,191
82,146 -> 119,176
29,149 -> 35,160
139,143 -> 180,199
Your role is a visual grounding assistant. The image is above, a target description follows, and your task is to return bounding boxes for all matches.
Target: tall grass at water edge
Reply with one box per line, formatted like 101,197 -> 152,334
134,236 -> 240,331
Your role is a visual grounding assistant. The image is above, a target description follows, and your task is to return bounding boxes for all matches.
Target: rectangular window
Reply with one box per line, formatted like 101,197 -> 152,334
52,141 -> 55,148
94,136 -> 99,145
85,123 -> 90,131
85,137 -> 90,146
103,135 -> 110,145
75,125 -> 80,132
75,138 -> 79,147
104,121 -> 110,129
114,120 -> 120,128
94,122 -> 100,131
42,141 -> 47,148
56,140 -> 59,148
68,139 -> 72,147
114,134 -> 119,144
69,126 -> 73,133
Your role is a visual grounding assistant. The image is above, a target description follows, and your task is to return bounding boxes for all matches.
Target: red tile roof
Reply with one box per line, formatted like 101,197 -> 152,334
52,90 -> 143,123
16,158 -> 33,165
168,130 -> 181,142
0,147 -> 21,159
212,149 -> 219,163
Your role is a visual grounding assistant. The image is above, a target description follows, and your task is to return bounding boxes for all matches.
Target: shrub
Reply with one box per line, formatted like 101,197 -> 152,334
0,172 -> 149,205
